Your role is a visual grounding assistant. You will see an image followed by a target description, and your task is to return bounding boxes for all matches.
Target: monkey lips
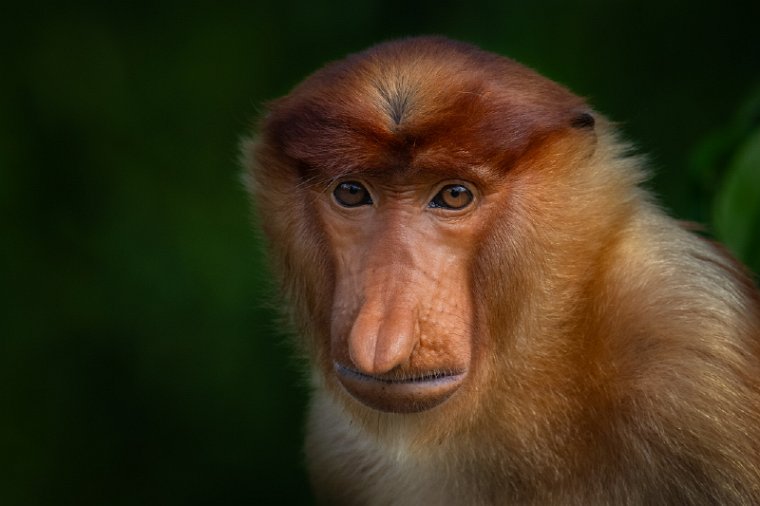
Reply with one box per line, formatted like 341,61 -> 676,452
334,362 -> 467,413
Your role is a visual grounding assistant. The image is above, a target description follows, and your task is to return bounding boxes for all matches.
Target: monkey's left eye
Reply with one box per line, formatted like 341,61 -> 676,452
429,184 -> 474,210
333,181 -> 373,207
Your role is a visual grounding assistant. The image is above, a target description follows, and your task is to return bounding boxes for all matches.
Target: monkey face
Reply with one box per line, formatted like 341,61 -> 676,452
252,37 -> 596,415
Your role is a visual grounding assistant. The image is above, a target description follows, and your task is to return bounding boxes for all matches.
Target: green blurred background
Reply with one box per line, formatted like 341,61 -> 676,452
2,1 -> 758,504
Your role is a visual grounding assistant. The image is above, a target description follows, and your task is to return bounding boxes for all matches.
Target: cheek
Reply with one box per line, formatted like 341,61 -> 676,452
412,260 -> 474,363
327,243 -> 371,333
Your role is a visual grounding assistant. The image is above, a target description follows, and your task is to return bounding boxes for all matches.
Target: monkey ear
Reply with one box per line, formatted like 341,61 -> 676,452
570,111 -> 595,130
564,110 -> 598,160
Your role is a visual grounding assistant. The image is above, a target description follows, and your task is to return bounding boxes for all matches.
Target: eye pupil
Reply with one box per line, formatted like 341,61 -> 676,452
430,184 -> 473,210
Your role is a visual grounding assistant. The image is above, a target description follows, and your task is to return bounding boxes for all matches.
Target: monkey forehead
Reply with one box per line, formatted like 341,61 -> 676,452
261,37 -> 589,178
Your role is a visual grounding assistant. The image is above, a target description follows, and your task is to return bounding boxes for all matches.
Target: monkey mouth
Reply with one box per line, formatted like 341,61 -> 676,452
334,363 -> 466,413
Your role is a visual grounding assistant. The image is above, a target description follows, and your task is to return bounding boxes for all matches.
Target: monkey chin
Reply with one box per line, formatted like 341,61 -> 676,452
334,363 -> 466,413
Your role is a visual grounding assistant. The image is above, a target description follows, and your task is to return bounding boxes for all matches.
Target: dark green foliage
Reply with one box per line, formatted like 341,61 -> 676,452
691,87 -> 760,273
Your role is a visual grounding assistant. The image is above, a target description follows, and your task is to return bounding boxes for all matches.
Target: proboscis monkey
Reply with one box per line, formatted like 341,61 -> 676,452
242,37 -> 760,505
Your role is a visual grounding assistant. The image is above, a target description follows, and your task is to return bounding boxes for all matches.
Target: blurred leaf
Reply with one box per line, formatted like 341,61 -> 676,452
713,127 -> 760,272
690,85 -> 760,192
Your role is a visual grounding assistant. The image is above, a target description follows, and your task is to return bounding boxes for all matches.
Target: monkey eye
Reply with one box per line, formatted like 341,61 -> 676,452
333,181 -> 373,207
429,184 -> 474,210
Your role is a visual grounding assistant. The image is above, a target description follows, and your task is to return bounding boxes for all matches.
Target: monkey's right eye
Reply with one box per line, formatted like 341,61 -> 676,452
333,182 -> 373,207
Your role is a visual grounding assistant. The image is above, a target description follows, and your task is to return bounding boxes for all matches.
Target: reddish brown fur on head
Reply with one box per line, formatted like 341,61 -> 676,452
264,37 -> 593,179
244,36 -> 760,504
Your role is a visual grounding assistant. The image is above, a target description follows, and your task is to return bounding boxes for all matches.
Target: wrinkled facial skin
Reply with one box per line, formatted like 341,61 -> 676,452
316,175 -> 493,412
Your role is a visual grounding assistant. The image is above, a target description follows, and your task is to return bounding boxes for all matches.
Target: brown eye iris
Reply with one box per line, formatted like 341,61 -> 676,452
430,184 -> 473,210
333,181 -> 373,207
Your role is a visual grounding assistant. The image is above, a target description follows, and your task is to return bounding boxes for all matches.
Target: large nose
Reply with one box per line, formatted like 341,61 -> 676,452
336,210 -> 424,375
347,290 -> 418,375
